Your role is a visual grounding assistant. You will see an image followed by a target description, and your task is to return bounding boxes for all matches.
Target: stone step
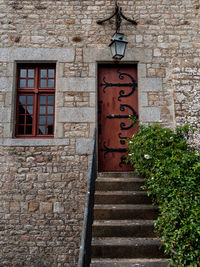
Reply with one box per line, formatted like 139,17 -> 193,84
90,258 -> 169,267
95,178 -> 144,191
91,173 -> 166,263
91,237 -> 165,259
94,191 -> 151,204
94,204 -> 158,220
98,172 -> 140,178
92,220 -> 155,237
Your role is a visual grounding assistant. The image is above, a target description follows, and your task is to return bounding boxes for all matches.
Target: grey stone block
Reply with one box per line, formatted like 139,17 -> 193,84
90,93 -> 96,107
0,138 -> 70,146
144,49 -> 153,63
76,138 -> 93,155
0,48 -> 10,61
139,78 -> 163,92
53,202 -> 64,213
13,48 -> 75,62
55,92 -> 64,107
0,48 -> 75,62
57,77 -> 95,92
0,108 -> 10,122
122,48 -> 152,63
89,63 -> 96,77
136,35 -> 143,43
58,108 -> 95,123
139,93 -> 148,106
54,122 -> 64,138
57,62 -> 64,78
83,48 -> 111,62
0,77 -> 13,91
3,123 -> 13,138
83,47 -> 152,63
177,93 -> 186,102
140,107 -> 160,122
7,62 -> 15,77
89,123 -> 95,138
31,36 -> 45,44
138,63 -> 147,78
5,92 -> 13,107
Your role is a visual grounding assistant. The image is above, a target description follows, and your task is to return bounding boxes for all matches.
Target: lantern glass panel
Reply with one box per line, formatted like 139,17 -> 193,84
116,42 -> 126,58
110,42 -> 116,58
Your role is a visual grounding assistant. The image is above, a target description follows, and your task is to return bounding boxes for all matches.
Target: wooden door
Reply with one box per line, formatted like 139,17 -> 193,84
98,64 -> 138,172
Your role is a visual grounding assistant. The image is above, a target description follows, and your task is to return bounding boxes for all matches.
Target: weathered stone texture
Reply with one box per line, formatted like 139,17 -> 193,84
0,0 -> 198,139
171,58 -> 200,150
0,145 -> 88,267
0,0 -> 199,266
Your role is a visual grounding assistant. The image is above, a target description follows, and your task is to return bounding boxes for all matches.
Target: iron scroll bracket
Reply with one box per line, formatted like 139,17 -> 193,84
101,142 -> 127,168
101,142 -> 127,158
97,1 -> 137,33
107,104 -> 138,130
101,71 -> 137,101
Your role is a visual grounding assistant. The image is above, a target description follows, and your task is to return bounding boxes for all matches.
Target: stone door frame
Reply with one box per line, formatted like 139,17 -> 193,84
83,47 -> 173,171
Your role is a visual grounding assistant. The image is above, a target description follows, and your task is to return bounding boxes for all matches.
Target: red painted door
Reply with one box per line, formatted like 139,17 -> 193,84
98,64 -> 138,172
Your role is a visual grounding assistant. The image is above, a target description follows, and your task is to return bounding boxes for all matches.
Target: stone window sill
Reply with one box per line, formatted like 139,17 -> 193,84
0,138 -> 69,146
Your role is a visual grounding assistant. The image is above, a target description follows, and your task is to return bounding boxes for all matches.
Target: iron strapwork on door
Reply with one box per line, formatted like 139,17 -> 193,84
97,0 -> 137,60
101,70 -> 137,101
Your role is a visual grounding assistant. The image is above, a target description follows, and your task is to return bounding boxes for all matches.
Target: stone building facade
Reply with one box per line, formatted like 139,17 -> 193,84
0,0 -> 199,266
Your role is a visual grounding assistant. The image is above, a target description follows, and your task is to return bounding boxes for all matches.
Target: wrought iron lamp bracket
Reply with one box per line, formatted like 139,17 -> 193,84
97,0 -> 137,32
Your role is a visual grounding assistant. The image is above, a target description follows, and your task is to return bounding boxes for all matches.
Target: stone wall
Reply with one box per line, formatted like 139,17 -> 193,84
0,144 -> 88,267
0,0 -> 199,266
171,58 -> 200,149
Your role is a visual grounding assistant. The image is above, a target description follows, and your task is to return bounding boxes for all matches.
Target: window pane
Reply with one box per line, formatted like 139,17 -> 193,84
19,96 -> 26,104
27,96 -> 33,104
39,106 -> 46,114
39,116 -> 46,124
19,116 -> 25,124
47,95 -> 54,104
40,95 -> 46,104
40,69 -> 47,78
47,125 -> 53,134
40,79 -> 47,88
28,69 -> 34,78
47,116 -> 53,124
39,126 -> 45,135
47,106 -> 53,114
16,65 -> 55,137
20,69 -> 26,78
48,79 -> 54,88
26,126 -> 32,134
19,105 -> 26,114
26,116 -> 33,124
18,125 -> 24,134
27,106 -> 33,115
20,79 -> 26,88
48,69 -> 54,78
28,79 -> 34,88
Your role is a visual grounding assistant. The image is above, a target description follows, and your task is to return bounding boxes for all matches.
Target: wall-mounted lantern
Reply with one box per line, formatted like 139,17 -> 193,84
109,33 -> 128,60
97,0 -> 137,60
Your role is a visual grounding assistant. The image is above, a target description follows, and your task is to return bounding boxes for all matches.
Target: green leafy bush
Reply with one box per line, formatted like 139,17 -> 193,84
127,124 -> 200,266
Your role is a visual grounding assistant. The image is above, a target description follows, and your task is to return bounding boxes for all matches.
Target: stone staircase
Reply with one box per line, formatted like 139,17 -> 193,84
90,172 -> 169,267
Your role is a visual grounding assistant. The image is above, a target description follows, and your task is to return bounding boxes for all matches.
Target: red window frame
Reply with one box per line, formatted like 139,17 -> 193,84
15,64 -> 56,138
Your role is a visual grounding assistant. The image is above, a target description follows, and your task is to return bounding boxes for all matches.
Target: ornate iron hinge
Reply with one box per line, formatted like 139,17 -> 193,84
101,71 -> 137,101
101,142 -> 127,168
107,104 -> 138,130
101,142 -> 127,158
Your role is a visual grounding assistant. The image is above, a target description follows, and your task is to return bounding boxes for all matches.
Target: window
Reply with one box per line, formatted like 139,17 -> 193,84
15,64 -> 56,137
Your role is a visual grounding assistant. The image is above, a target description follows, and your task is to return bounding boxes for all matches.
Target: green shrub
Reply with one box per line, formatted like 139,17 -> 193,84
127,123 -> 200,266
